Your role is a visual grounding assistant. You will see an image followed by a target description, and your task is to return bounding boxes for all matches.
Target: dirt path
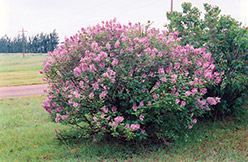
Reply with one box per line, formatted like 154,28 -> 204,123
0,84 -> 48,98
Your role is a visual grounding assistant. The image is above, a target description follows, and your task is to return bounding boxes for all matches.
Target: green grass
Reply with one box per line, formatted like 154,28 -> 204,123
0,96 -> 247,161
0,53 -> 48,87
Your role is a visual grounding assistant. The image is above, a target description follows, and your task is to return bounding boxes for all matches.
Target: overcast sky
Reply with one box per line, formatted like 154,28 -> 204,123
0,0 -> 247,41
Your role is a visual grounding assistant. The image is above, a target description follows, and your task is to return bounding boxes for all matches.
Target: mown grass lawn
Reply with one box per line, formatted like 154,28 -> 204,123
0,53 -> 48,87
0,95 -> 247,161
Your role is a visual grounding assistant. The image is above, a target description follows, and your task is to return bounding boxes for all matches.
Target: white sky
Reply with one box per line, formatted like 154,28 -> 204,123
0,0 -> 247,41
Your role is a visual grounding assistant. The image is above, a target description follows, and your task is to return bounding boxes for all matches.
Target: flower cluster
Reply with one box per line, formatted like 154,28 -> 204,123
42,19 -> 221,141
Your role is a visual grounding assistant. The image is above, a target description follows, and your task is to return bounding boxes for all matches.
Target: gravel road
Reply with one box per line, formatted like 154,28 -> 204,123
0,84 -> 48,98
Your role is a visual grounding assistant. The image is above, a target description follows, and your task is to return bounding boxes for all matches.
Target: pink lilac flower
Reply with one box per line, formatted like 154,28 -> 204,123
215,77 -> 221,84
155,81 -> 161,89
55,113 -> 61,123
112,121 -> 118,127
89,92 -> 94,99
93,56 -> 101,62
99,90 -> 108,100
114,116 -> 124,122
171,74 -> 178,83
144,47 -> 151,54
208,64 -> 215,71
166,66 -> 171,74
133,104 -> 138,111
207,97 -> 217,105
158,67 -> 165,74
141,129 -> 145,133
204,71 -> 212,79
51,102 -> 57,107
73,102 -> 79,107
126,46 -> 134,52
195,59 -> 202,66
189,125 -> 193,129
190,81 -> 195,86
153,93 -> 158,100
92,82 -> 99,91
151,48 -> 158,57
101,106 -> 108,113
99,62 -> 105,68
194,77 -> 199,83
139,114 -> 144,121
99,51 -> 108,59
213,72 -> 220,77
130,124 -> 140,130
160,77 -> 167,82
73,67 -> 82,76
183,58 -> 189,65
112,58 -> 119,66
185,91 -> 192,97
110,52 -> 115,57
97,122 -> 100,126
197,98 -> 207,109
68,99 -> 73,105
191,88 -> 198,96
125,124 -> 130,129
110,78 -> 116,83
89,64 -> 97,72
175,99 -> 180,104
101,114 -> 105,119
200,88 -> 207,95
148,72 -> 155,77
84,76 -> 89,83
56,106 -> 64,112
215,97 -> 221,103
93,116 -> 97,121
79,81 -> 84,87
107,116 -> 111,120
139,101 -> 144,107
114,40 -> 120,48
174,62 -> 180,69
102,126 -> 106,130
205,105 -> 211,111
72,91 -> 81,98
91,41 -> 99,51
203,62 -> 210,69
148,101 -> 152,105
112,106 -> 117,113
192,119 -> 197,124
203,52 -> 211,60
181,101 -> 186,106
106,42 -> 111,49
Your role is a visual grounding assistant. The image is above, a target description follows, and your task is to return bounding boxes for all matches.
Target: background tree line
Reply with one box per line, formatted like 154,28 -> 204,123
0,30 -> 59,53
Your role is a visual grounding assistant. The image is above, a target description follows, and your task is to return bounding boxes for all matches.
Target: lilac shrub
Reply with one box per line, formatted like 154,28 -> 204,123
42,19 -> 221,142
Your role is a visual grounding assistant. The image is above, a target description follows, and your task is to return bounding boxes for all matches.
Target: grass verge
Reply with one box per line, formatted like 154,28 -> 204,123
0,53 -> 48,87
0,96 -> 247,161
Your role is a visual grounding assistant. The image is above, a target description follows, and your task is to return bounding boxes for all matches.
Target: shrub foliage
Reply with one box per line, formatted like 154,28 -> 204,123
167,3 -> 248,118
42,19 -> 220,141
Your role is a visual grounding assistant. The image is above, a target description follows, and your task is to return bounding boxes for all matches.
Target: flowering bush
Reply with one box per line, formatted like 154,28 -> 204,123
42,19 -> 220,142
167,3 -> 248,118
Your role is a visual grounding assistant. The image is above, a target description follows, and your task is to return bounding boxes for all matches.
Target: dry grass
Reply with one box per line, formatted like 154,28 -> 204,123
0,53 -> 48,87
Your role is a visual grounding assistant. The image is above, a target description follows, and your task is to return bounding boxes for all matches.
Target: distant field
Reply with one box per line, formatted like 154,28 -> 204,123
0,53 -> 48,87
